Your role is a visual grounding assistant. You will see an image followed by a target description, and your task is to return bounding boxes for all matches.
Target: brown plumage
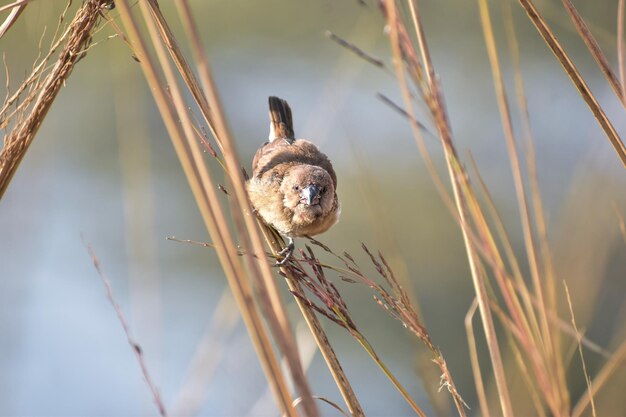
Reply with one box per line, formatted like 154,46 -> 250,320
247,96 -> 341,262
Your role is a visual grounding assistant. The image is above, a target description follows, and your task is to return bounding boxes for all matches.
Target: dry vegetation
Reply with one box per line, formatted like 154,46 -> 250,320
1,0 -> 626,416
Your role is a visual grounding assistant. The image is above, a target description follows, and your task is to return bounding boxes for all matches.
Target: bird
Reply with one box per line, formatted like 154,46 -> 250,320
247,96 -> 341,264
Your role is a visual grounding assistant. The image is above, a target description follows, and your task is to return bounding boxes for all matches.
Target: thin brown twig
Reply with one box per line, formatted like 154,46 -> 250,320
564,282 -> 597,417
291,246 -> 428,417
517,0 -> 626,167
571,334 -> 626,417
619,0 -> 626,100
292,396 -> 351,417
376,92 -> 433,137
304,235 -> 468,415
325,30 -> 386,68
84,241 -> 167,417
171,289 -> 239,417
560,0 -> 625,106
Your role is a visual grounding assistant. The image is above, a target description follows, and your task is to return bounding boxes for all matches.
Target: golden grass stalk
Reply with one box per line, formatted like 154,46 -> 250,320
136,10 -> 317,415
494,304 -> 548,417
0,0 -> 111,199
504,0 -> 561,366
112,2 -> 305,415
288,244 -> 429,417
471,155 -> 615,356
0,1 -> 27,39
383,1 -> 513,415
464,300 -> 491,417
564,283 -> 597,417
346,142 -> 455,416
478,1 -> 570,415
503,3 -> 573,410
141,1 -> 364,415
260,231 -> 365,417
114,2 -> 365,413
382,2 -> 626,416
475,2 -> 626,415
516,0 -> 626,167
170,2 -> 365,415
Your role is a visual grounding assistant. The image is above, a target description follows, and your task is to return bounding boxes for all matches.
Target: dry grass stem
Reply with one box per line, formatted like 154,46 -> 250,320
0,0 -> 112,199
292,396 -> 351,417
564,283 -> 597,417
345,136 -> 457,413
376,92 -> 433,136
571,336 -> 626,417
158,1 -> 320,415
0,1 -> 27,39
617,0 -> 626,99
560,0 -> 625,106
504,3 -> 570,407
1,1 -> 74,126
382,1 -> 513,415
0,0 -> 30,15
283,244 -> 429,417
478,1 -> 568,414
516,0 -> 626,167
6,1 -> 625,416
85,242 -> 167,417
294,236 -> 469,416
261,229 -> 366,417
113,1 -> 301,415
171,290 -> 240,417
325,30 -> 386,69
464,300 -> 490,417
172,1 -> 364,414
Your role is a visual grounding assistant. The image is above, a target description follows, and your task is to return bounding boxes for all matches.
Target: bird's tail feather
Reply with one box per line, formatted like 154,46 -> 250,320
268,96 -> 295,143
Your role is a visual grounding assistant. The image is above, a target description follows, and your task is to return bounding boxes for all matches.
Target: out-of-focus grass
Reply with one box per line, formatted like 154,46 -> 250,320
1,1 -> 625,416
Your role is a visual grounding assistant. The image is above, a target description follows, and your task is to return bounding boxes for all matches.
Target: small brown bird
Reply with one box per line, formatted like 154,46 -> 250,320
247,96 -> 341,264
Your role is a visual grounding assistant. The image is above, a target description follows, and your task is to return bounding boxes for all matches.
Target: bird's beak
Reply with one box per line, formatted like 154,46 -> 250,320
300,184 -> 320,206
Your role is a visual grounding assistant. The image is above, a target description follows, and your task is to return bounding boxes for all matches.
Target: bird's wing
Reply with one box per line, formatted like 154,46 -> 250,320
251,139 -> 337,189
252,139 -> 288,179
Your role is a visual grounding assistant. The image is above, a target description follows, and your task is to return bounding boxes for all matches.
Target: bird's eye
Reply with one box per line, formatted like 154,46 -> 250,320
320,186 -> 326,194
293,185 -> 300,191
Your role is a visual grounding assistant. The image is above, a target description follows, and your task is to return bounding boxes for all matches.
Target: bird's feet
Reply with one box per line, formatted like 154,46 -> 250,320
275,237 -> 294,266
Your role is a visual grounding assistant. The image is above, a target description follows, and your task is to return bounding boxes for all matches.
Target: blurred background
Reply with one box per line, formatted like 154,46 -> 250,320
1,0 -> 625,415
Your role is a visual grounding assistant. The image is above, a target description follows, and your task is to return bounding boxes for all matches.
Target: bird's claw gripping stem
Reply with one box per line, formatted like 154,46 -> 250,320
275,237 -> 294,266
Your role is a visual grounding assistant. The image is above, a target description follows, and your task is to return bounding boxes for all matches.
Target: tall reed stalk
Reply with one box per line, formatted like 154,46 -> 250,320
3,1 -> 626,416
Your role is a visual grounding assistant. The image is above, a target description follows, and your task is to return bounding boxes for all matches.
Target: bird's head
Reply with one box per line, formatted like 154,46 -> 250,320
281,165 -> 335,219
